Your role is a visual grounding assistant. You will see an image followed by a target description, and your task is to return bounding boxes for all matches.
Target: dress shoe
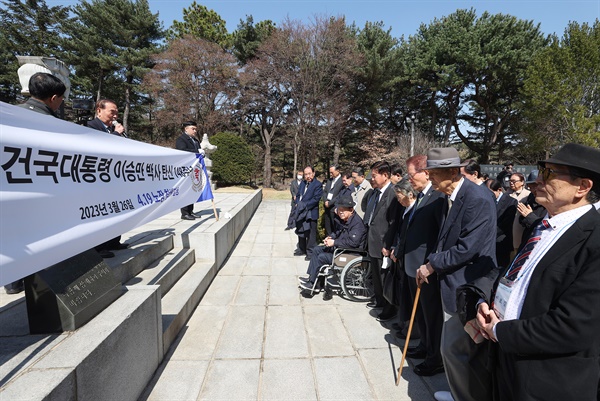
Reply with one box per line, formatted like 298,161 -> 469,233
304,255 -> 311,261
5,287 -> 24,295
98,249 -> 115,258
406,347 -> 427,359
376,312 -> 395,322
434,391 -> 454,401
367,300 -> 383,309
322,291 -> 333,301
181,214 -> 195,220
293,250 -> 306,256
298,276 -> 310,284
299,281 -> 315,291
413,362 -> 445,376
110,242 -> 129,250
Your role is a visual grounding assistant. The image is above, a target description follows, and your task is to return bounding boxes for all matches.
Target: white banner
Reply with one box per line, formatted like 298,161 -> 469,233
0,102 -> 212,286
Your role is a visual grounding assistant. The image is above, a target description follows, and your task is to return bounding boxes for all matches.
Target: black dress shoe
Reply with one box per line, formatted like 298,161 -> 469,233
367,301 -> 383,309
376,312 -> 395,322
322,291 -> 333,301
5,287 -> 24,295
304,255 -> 311,261
406,347 -> 427,359
413,362 -> 445,376
98,249 -> 115,258
293,250 -> 306,256
181,214 -> 195,220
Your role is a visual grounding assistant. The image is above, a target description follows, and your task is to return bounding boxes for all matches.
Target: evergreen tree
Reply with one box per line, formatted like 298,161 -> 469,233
62,0 -> 163,134
166,1 -> 231,47
0,0 -> 69,103
231,15 -> 276,65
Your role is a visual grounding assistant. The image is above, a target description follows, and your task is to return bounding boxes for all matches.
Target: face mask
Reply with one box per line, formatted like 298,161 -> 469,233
297,175 -> 303,180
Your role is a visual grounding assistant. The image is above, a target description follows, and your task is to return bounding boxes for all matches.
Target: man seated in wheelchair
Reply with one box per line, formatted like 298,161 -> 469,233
299,195 -> 366,292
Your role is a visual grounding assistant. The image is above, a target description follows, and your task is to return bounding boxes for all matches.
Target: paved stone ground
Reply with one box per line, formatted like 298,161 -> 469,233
141,200 -> 450,401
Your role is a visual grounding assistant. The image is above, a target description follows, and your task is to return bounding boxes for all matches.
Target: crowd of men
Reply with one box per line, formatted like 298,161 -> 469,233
291,144 -> 600,401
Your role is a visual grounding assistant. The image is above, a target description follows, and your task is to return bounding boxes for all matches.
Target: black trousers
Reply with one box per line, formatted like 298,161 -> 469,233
181,204 -> 194,216
371,256 -> 395,315
298,220 -> 317,257
408,272 -> 444,366
306,246 -> 333,283
323,207 -> 335,236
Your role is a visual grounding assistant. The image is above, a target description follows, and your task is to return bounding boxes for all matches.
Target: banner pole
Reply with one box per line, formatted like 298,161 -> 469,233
212,199 -> 219,221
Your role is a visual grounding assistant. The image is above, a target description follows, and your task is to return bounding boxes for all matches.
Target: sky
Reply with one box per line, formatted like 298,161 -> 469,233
149,0 -> 599,38
50,0 -> 600,39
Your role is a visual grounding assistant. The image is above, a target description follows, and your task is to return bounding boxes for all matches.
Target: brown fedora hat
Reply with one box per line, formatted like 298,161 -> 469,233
539,143 -> 600,177
426,147 -> 468,170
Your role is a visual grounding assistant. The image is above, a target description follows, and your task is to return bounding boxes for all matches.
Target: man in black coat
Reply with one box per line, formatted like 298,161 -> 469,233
86,99 -> 127,137
394,155 -> 446,376
486,179 -> 519,269
294,166 -> 323,258
175,121 -> 204,220
365,161 -> 402,322
322,164 -> 344,236
299,196 -> 366,290
6,73 -> 66,294
417,147 -> 497,401
475,143 -> 600,401
86,99 -> 129,255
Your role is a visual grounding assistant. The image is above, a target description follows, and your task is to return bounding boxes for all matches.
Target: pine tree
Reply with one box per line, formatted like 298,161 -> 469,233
0,0 -> 69,103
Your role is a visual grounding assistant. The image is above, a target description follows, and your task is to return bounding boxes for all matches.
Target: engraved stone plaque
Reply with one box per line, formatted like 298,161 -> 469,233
24,249 -> 123,333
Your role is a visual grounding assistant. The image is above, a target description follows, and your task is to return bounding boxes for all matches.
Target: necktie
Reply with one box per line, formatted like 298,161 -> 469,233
446,196 -> 453,217
366,189 -> 381,225
505,219 -> 551,281
408,191 -> 424,224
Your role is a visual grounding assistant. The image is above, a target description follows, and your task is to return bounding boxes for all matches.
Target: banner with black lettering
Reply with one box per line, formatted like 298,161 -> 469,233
0,102 -> 212,286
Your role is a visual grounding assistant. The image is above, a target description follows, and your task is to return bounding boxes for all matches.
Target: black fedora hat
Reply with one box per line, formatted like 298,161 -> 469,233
539,143 -> 600,178
426,147 -> 468,170
336,195 -> 355,208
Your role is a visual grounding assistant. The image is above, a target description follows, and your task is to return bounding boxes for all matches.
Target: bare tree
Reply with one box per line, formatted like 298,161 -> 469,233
142,35 -> 238,140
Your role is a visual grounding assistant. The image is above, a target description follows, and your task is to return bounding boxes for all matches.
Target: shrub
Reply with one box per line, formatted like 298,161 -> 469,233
210,132 -> 255,186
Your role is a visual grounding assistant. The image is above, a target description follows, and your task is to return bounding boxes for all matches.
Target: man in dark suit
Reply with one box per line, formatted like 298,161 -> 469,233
175,121 -> 203,220
86,99 -> 127,137
416,147 -> 497,401
6,73 -> 66,294
86,99 -> 130,256
286,170 -> 304,230
474,143 -> 600,401
486,179 -> 518,268
322,164 -> 343,236
365,161 -> 401,322
394,154 -> 446,376
294,166 -> 323,259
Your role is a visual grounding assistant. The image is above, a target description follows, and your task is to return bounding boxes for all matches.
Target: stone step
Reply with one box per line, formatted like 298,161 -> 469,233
127,247 -> 196,298
104,233 -> 174,285
160,260 -> 215,355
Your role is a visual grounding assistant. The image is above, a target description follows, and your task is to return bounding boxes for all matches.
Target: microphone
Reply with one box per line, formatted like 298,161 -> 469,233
112,120 -> 128,138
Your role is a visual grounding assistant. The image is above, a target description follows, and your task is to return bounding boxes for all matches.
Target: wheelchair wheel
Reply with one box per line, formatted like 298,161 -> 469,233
340,256 -> 373,302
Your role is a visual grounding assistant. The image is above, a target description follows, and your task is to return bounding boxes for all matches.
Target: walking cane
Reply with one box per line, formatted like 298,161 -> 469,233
211,199 -> 219,221
395,284 -> 421,386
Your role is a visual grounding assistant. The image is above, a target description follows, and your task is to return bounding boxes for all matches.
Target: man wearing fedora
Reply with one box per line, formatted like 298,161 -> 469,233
473,143 -> 600,401
416,147 -> 497,401
299,195 -> 366,293
176,121 -> 204,220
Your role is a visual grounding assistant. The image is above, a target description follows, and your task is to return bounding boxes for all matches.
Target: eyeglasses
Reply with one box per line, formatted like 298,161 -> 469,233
509,179 -> 522,183
408,170 -> 425,179
538,166 -> 578,182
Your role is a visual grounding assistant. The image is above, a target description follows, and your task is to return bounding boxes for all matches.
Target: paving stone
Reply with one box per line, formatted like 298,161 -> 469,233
313,356 -> 375,400
337,304 -> 394,349
199,275 -> 240,305
243,256 -> 271,276
199,359 -> 260,400
214,305 -> 265,359
250,243 -> 273,257
218,256 -> 247,275
234,276 -> 268,305
268,275 -> 301,306
260,359 -> 316,400
303,305 -> 354,357
264,305 -> 309,358
269,256 -> 298,275
144,360 -> 208,401
168,306 -> 228,361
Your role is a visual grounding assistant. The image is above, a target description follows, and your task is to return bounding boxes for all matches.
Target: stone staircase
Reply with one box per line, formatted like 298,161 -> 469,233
0,191 -> 261,401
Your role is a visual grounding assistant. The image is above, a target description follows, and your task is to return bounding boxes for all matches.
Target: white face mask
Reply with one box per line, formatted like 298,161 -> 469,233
297,175 -> 303,180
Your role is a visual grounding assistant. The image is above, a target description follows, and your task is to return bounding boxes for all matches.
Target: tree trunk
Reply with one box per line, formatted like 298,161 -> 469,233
332,136 -> 341,166
123,81 -> 131,132
263,127 -> 272,188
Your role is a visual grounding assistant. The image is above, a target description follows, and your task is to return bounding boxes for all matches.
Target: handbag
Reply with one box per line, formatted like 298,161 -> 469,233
382,258 -> 403,306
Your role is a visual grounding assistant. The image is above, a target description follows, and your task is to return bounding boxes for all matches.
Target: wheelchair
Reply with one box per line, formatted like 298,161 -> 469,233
303,247 -> 374,302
